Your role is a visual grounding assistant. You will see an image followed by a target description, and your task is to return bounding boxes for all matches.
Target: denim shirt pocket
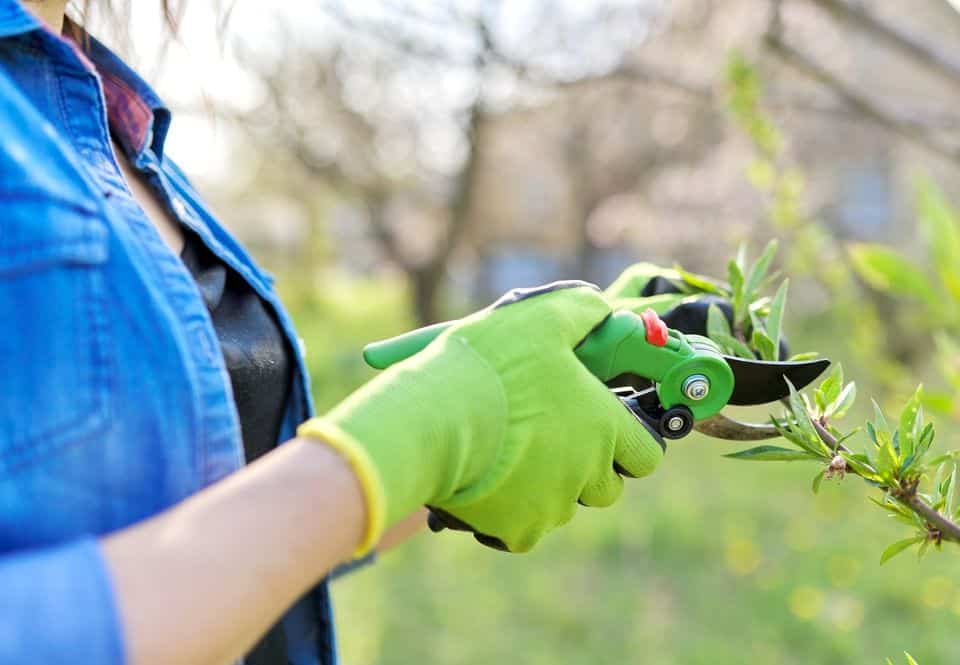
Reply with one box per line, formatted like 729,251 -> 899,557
0,197 -> 111,476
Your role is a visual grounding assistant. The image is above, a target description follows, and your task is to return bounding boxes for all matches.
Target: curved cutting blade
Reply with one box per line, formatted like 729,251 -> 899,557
694,413 -> 780,440
724,356 -> 831,406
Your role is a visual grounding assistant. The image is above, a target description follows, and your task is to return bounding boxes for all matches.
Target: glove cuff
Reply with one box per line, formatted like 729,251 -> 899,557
297,417 -> 387,557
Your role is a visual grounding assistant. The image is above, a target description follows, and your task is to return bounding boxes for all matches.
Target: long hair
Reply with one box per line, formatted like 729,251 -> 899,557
71,0 -> 184,33
64,1 -> 233,63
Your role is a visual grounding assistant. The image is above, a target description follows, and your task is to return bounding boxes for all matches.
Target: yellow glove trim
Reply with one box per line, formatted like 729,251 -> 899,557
296,417 -> 387,557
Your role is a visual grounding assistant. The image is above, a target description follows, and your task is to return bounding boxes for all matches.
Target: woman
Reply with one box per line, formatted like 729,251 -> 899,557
1,2 -> 668,664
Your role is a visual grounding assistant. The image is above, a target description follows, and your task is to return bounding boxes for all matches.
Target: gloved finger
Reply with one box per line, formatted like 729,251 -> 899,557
485,282 -> 613,349
365,281 -> 606,369
363,321 -> 454,369
604,263 -> 680,300
578,468 -> 624,508
611,409 -> 664,479
612,293 -> 689,316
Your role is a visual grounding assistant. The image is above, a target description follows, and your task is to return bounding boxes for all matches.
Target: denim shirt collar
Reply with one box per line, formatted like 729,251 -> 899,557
0,1 -> 171,162
77,27 -> 173,162
0,0 -> 38,38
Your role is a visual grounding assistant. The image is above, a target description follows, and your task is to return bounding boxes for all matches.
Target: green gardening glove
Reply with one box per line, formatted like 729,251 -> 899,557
298,282 -> 664,554
606,263 -> 789,358
606,262 -> 733,338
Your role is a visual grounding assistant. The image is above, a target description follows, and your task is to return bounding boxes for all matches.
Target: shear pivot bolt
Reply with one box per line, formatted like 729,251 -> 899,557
682,374 -> 710,401
667,416 -> 686,432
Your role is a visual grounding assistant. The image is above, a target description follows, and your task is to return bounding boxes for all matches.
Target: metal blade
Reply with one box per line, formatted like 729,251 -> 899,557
724,356 -> 831,406
694,413 -> 780,440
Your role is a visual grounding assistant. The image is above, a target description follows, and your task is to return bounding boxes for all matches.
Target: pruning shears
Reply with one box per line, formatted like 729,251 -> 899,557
363,307 -> 830,538
363,307 -> 829,441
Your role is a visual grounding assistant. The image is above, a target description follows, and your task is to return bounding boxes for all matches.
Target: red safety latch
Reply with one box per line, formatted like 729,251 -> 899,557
640,308 -> 669,347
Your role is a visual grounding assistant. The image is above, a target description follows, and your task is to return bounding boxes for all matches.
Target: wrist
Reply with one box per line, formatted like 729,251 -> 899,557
295,420 -> 387,556
307,335 -> 507,538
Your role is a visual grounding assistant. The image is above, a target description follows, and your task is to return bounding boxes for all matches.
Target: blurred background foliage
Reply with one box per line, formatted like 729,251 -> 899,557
97,0 -> 960,662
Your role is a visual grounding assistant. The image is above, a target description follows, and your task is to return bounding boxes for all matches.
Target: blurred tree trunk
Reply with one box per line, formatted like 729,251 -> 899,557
410,266 -> 442,325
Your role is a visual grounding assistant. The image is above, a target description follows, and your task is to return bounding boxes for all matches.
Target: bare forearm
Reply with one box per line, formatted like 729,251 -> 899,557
380,507 -> 428,551
102,438 -> 369,665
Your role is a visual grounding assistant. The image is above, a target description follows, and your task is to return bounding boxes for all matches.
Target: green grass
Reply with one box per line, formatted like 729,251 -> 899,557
282,274 -> 960,665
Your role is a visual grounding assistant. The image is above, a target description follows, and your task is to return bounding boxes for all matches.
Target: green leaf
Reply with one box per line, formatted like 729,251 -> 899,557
874,496 -> 926,528
877,437 -> 900,481
751,327 -> 777,361
905,652 -> 920,665
869,495 -> 911,519
735,242 -> 748,274
787,351 -> 819,361
786,378 -> 822,446
706,303 -> 732,339
728,259 -> 745,323
916,422 -> 936,460
880,536 -> 925,564
848,243 -> 937,304
834,427 -> 862,447
725,445 -> 821,462
825,382 -> 857,420
674,265 -> 729,297
898,386 -> 923,462
748,296 -> 772,317
918,538 -> 932,559
872,400 -> 890,434
744,240 -> 779,303
813,388 -> 826,415
900,453 -> 918,477
818,364 -> 844,410
712,332 -> 755,359
925,451 -> 959,467
947,464 -> 958,517
770,416 -> 828,457
843,453 -> 883,482
812,470 -> 825,494
765,279 -> 788,360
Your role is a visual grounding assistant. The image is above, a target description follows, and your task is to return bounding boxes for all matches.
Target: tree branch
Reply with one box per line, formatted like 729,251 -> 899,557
437,18 -> 491,268
906,494 -> 960,543
765,34 -> 960,165
808,0 -> 960,90
811,412 -> 960,544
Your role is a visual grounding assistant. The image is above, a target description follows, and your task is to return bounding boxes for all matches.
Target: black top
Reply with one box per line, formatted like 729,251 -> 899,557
180,231 -> 292,665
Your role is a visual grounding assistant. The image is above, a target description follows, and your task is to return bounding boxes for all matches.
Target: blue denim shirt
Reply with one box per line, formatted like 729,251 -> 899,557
0,3 -> 339,663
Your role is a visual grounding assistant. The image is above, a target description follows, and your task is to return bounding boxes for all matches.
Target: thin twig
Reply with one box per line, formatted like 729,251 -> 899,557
808,412 -> 960,543
905,495 -> 960,543
812,417 -> 844,453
